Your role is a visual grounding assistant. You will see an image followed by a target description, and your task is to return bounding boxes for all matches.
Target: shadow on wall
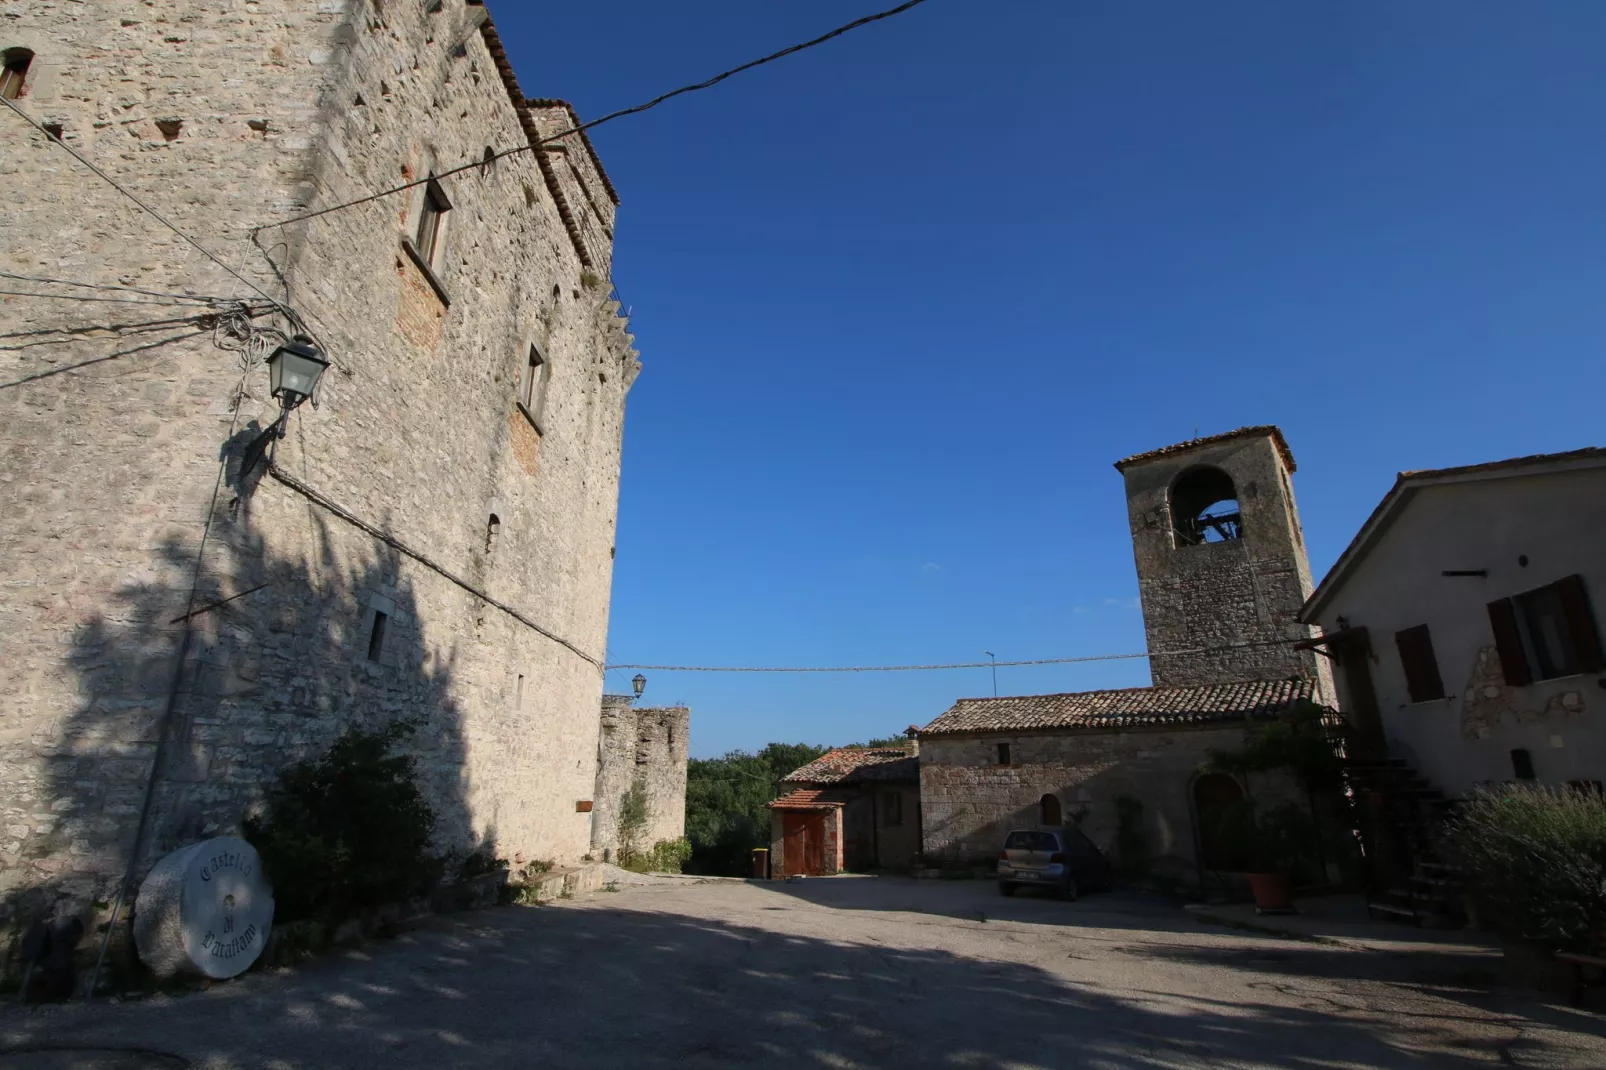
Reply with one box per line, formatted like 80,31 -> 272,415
0,898 -> 1599,1067
1,420 -> 481,981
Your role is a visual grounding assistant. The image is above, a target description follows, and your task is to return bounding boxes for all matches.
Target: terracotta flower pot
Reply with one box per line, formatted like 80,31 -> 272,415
1248,871 -> 1295,912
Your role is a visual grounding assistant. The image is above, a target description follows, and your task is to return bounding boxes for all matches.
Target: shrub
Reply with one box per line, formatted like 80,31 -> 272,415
1446,784 -> 1606,951
243,720 -> 444,922
620,837 -> 692,875
1201,800 -> 1317,876
617,778 -> 649,860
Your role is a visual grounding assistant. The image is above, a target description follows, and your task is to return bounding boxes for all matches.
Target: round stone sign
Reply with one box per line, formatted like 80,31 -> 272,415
134,836 -> 274,980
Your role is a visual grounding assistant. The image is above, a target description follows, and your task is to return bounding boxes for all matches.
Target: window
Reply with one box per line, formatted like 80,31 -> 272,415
1039,793 -> 1062,827
1511,748 -> 1536,781
996,742 -> 1011,766
519,344 -> 547,423
0,49 -> 33,101
881,791 -> 903,828
413,175 -> 451,266
1487,575 -> 1604,684
1004,831 -> 1059,851
367,610 -> 389,661
485,513 -> 500,554
514,673 -> 525,711
1170,466 -> 1242,546
1394,624 -> 1445,703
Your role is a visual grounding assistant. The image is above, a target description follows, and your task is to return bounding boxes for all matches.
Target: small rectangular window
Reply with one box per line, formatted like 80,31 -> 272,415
1394,624 -> 1445,703
0,50 -> 33,101
1511,748 -> 1536,781
367,610 -> 389,661
996,742 -> 1011,766
414,176 -> 451,266
881,792 -> 903,828
519,344 -> 546,420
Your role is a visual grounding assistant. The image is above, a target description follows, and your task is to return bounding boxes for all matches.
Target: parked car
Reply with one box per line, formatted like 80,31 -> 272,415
996,827 -> 1111,899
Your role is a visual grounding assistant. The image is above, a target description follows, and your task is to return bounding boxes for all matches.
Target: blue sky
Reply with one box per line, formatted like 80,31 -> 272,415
492,1 -> 1606,757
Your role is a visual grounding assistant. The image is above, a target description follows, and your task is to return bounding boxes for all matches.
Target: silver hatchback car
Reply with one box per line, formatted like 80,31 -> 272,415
996,827 -> 1112,900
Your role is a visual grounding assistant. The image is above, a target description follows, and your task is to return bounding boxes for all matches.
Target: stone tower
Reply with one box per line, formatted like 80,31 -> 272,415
1115,427 -> 1328,691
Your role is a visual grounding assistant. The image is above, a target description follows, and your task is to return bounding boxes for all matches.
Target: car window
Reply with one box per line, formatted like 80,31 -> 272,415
1004,831 -> 1059,851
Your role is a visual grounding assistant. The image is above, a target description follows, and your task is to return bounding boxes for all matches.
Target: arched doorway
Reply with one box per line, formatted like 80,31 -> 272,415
1040,793 -> 1062,827
1193,773 -> 1247,869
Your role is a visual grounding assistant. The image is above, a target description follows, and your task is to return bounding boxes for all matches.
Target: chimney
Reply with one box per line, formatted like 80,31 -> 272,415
905,724 -> 921,757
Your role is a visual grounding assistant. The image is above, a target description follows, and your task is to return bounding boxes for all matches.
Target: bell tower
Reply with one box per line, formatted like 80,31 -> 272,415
1114,427 -> 1328,692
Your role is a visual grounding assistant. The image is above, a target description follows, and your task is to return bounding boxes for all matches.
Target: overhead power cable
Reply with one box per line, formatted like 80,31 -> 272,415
0,288 -> 241,307
258,0 -> 932,232
0,270 -> 239,304
605,638 -> 1307,673
0,97 -> 280,309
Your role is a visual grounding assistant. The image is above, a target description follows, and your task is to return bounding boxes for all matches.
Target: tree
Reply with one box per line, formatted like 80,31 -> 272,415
683,742 -> 829,876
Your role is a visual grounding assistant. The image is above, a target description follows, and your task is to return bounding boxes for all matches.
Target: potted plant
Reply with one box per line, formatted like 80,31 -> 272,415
1204,800 -> 1312,912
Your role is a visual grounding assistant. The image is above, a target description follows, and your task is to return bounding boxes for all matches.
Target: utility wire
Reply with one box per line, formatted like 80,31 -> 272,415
258,0 -> 932,232
0,288 -> 242,307
0,270 -> 238,304
605,637 -> 1307,673
0,97 -> 295,320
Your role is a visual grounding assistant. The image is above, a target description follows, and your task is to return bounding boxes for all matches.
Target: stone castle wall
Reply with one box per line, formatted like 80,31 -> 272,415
1120,434 -> 1330,693
0,0 -> 635,931
591,698 -> 689,860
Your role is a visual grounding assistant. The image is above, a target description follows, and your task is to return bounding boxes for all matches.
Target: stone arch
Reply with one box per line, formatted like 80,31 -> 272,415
1170,465 -> 1242,546
1039,793 -> 1062,827
1192,772 -> 1247,870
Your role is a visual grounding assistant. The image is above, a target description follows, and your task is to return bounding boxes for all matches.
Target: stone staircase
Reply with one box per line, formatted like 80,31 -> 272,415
1342,757 -> 1467,928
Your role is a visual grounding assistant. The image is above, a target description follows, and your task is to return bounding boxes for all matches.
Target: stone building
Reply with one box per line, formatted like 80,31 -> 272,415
591,695 -> 690,862
1117,427 -> 1329,689
0,0 -> 637,940
916,428 -> 1329,881
1298,447 -> 1606,796
769,744 -> 922,877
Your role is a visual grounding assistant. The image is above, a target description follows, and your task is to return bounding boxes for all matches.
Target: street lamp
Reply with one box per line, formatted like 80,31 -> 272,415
240,335 -> 330,482
632,673 -> 647,699
266,335 -> 329,411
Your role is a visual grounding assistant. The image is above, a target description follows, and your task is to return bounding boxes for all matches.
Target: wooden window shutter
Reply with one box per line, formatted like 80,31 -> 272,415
1486,597 -> 1532,686
1556,574 -> 1605,674
1394,624 -> 1445,703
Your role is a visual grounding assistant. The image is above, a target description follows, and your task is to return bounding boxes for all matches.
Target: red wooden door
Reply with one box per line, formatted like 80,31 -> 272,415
782,813 -> 827,875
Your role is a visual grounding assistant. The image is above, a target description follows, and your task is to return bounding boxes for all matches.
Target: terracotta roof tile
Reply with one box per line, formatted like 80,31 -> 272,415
768,788 -> 854,810
920,678 -> 1317,736
781,748 -> 919,785
1114,426 -> 1295,474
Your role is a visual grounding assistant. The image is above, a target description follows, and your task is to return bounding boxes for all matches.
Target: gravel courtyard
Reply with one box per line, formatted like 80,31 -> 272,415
3,876 -> 1605,1069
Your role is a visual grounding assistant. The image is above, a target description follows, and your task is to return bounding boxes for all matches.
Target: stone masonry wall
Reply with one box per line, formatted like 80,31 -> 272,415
591,698 -> 689,861
919,728 -> 1300,875
1120,434 -> 1331,695
0,0 -> 636,939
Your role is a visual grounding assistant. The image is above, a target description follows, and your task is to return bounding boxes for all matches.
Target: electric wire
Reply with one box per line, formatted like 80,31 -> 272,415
256,0 -> 932,233
605,637 -> 1309,673
0,269 -> 238,304
0,288 -> 236,307
0,97 -> 325,355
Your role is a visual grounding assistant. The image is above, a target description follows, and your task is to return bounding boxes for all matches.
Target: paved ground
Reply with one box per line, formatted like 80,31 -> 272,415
3,877 -> 1605,1069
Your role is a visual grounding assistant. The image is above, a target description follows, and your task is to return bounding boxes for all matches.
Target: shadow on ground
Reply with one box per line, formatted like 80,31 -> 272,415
4,894 -> 1604,1070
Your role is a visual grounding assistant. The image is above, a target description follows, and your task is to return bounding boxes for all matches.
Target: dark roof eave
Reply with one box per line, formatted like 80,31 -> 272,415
1114,426 -> 1295,474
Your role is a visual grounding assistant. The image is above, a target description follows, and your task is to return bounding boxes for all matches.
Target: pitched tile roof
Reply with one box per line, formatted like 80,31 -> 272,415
920,678 -> 1318,736
768,787 -> 855,811
1114,426 -> 1295,474
781,748 -> 919,785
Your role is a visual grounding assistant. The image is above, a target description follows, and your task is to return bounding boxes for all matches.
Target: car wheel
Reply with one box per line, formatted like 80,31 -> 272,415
1061,876 -> 1079,902
998,882 -> 1016,897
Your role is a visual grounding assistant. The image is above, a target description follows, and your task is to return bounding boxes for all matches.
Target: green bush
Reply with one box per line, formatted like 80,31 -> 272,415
244,721 -> 444,922
1114,796 -> 1151,878
1447,784 -> 1606,951
1202,800 -> 1317,876
620,837 -> 692,874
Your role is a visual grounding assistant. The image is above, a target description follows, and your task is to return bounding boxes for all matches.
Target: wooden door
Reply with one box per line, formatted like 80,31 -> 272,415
782,812 -> 827,876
